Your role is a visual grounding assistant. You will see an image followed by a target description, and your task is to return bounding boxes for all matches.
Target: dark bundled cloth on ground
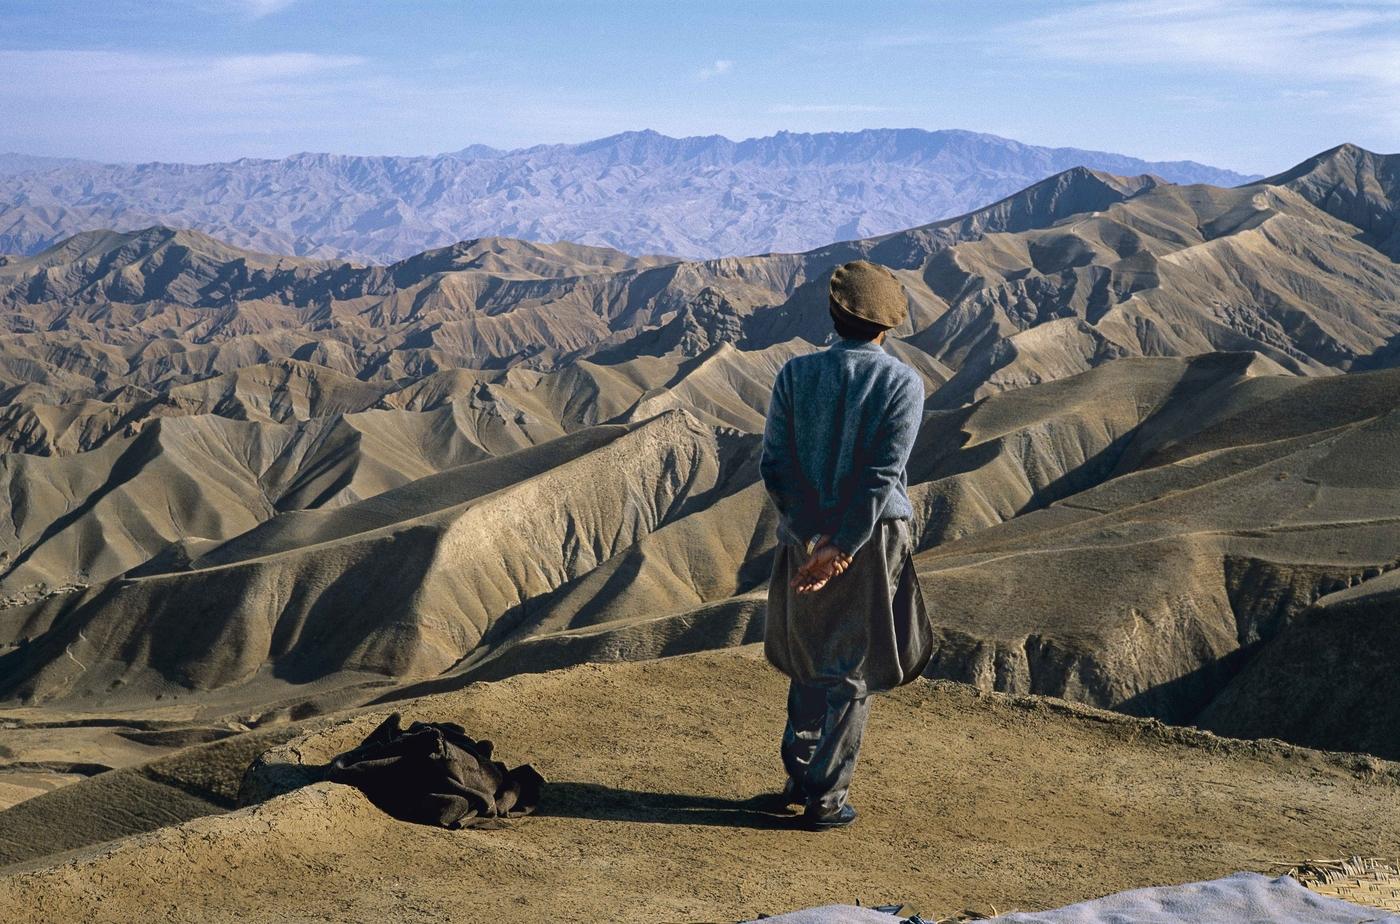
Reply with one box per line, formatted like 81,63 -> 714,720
327,712 -> 544,828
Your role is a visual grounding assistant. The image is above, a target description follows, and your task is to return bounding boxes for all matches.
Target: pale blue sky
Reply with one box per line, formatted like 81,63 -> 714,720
1,0 -> 1396,174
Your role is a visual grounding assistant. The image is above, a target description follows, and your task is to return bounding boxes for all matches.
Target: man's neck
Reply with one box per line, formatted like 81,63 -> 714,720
833,335 -> 885,351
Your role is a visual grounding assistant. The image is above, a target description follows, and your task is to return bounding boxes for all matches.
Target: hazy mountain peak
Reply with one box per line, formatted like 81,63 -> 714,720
450,144 -> 506,160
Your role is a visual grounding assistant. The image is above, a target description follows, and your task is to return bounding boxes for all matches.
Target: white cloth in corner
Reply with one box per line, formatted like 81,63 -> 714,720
754,873 -> 1400,924
985,873 -> 1400,924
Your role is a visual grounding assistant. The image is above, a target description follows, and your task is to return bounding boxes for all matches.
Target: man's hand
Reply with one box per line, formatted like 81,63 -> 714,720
791,536 -> 853,593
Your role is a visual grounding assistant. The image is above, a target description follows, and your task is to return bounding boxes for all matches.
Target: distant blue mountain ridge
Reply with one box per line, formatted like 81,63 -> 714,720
0,128 -> 1261,261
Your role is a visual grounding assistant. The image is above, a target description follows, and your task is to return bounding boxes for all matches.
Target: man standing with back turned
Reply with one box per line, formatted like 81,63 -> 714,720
759,259 -> 933,830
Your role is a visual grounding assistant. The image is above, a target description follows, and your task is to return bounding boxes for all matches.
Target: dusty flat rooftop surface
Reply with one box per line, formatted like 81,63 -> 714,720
2,647 -> 1398,924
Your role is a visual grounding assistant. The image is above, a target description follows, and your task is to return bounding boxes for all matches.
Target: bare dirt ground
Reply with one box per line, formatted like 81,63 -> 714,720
0,646 -> 1397,924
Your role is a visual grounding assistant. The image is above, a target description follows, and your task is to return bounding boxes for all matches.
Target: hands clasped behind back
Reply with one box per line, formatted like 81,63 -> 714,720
790,535 -> 853,594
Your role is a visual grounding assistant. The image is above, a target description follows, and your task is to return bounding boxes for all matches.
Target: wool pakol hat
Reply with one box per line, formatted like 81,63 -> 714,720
828,260 -> 908,330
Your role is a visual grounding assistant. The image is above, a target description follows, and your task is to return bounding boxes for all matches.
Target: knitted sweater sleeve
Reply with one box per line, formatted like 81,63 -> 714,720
831,370 -> 923,556
759,364 -> 801,527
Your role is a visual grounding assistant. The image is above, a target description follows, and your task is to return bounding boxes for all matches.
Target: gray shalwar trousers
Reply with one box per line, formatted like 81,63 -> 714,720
765,517 -> 932,815
780,679 -> 872,815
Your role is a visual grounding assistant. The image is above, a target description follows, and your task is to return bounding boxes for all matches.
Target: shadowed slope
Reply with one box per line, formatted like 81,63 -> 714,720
0,410 -> 736,703
1260,142 -> 1400,258
0,342 -> 808,607
0,409 -> 498,598
1198,569 -> 1400,759
915,366 -> 1400,724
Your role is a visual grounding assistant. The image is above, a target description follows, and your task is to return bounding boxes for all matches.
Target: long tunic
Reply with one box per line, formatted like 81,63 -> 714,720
766,517 -> 931,695
759,338 -> 932,694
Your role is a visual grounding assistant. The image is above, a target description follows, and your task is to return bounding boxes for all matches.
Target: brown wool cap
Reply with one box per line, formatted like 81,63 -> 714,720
828,260 -> 908,330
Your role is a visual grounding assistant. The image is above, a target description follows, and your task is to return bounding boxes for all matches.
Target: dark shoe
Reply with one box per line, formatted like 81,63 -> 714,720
803,802 -> 857,830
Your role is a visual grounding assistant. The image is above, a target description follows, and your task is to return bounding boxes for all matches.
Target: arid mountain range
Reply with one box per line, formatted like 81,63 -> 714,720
0,144 -> 1391,413
0,129 -> 1260,261
0,138 -> 1398,921
0,140 -> 1396,781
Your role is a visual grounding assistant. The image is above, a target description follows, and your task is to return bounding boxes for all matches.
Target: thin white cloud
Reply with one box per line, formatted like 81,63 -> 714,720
0,49 -> 364,84
225,0 -> 299,17
1010,0 -> 1400,86
696,59 -> 734,80
0,47 -> 662,160
204,52 -> 366,82
0,49 -> 369,160
1006,0 -> 1400,131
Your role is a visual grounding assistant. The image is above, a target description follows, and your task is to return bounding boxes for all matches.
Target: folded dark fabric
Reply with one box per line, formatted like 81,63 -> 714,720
327,712 -> 544,829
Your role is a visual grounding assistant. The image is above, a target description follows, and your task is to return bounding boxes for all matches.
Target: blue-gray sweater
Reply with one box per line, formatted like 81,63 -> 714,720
760,338 -> 925,556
